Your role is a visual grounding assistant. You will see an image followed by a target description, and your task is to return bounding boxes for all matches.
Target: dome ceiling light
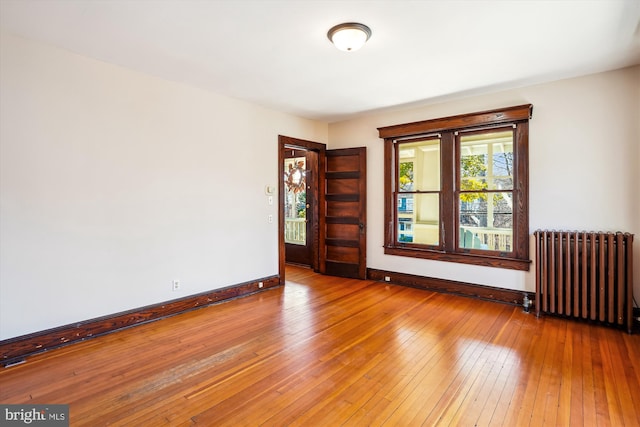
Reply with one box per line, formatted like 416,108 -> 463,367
327,22 -> 372,52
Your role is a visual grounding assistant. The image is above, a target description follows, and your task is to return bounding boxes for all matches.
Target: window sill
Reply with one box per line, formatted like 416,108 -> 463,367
384,246 -> 531,271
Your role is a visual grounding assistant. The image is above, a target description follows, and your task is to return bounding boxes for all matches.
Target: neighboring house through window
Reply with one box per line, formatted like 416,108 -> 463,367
378,104 -> 532,270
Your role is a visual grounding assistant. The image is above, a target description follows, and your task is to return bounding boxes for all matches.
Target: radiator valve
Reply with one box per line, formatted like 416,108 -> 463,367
523,294 -> 532,313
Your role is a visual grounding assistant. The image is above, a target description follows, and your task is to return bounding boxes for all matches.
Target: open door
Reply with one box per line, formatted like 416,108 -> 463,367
283,149 -> 317,266
321,147 -> 367,279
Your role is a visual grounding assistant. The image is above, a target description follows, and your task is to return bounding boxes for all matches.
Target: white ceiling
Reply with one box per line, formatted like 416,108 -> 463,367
1,0 -> 639,123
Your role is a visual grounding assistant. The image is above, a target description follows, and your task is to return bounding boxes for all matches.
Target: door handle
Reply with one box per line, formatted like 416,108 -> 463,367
359,222 -> 365,233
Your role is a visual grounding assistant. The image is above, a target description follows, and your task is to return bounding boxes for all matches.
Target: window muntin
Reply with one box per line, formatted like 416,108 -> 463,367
378,104 -> 531,271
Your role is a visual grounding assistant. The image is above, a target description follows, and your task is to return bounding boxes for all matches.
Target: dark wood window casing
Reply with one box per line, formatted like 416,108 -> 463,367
378,104 -> 532,271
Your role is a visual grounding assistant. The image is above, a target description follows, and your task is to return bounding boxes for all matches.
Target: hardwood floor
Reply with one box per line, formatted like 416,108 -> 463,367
1,265 -> 639,426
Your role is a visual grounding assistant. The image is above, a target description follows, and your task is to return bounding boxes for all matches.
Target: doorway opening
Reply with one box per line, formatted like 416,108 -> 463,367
278,136 -> 326,284
278,136 -> 367,284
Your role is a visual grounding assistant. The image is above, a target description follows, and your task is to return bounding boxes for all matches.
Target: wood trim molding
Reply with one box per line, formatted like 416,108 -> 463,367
367,268 -> 533,307
382,247 -> 531,271
379,105 -> 532,270
377,104 -> 533,139
0,276 -> 280,367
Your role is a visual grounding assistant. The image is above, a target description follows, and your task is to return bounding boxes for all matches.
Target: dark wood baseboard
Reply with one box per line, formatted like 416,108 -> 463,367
0,276 -> 280,367
367,268 -> 533,307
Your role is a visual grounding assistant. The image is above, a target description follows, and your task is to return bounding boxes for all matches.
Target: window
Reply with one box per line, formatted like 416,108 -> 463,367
396,136 -> 441,246
378,105 -> 532,270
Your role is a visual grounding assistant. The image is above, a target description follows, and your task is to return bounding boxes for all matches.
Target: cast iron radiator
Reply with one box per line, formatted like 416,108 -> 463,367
534,230 -> 634,333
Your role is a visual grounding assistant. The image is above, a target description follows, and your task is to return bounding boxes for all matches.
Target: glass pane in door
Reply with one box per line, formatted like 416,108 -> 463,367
284,156 -> 307,245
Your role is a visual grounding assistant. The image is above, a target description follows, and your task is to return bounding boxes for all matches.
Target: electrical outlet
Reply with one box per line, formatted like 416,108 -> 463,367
384,276 -> 391,282
258,282 -> 264,288
172,280 -> 180,291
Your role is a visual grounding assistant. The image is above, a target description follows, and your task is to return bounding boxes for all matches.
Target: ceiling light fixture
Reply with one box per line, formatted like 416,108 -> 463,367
327,22 -> 372,52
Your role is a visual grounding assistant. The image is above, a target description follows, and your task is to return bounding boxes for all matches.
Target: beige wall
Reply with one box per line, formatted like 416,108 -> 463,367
1,31 -> 637,340
329,66 -> 640,299
0,33 -> 328,339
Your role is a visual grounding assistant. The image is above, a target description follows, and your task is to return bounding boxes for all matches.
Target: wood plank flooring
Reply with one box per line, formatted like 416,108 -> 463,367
1,265 -> 639,426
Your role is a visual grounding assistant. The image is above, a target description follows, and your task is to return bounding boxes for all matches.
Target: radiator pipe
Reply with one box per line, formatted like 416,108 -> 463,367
523,294 -> 532,313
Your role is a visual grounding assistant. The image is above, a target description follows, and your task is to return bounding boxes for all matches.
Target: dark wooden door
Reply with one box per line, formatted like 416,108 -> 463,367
284,149 -> 316,266
321,147 -> 367,279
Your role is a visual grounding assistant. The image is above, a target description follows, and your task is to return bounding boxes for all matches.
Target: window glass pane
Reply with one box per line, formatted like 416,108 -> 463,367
284,157 -> 307,245
398,139 -> 440,192
460,130 -> 513,191
397,193 -> 439,245
459,192 -> 513,252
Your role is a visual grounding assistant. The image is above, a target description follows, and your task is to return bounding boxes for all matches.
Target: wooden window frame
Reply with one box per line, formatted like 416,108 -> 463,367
378,104 -> 532,271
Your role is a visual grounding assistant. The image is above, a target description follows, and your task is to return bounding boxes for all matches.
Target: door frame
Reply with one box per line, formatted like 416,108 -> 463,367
278,135 -> 326,285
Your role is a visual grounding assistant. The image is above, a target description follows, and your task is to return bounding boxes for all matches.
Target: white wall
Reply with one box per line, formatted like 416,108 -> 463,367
0,33 -> 328,340
329,66 -> 640,301
2,33 -> 637,341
